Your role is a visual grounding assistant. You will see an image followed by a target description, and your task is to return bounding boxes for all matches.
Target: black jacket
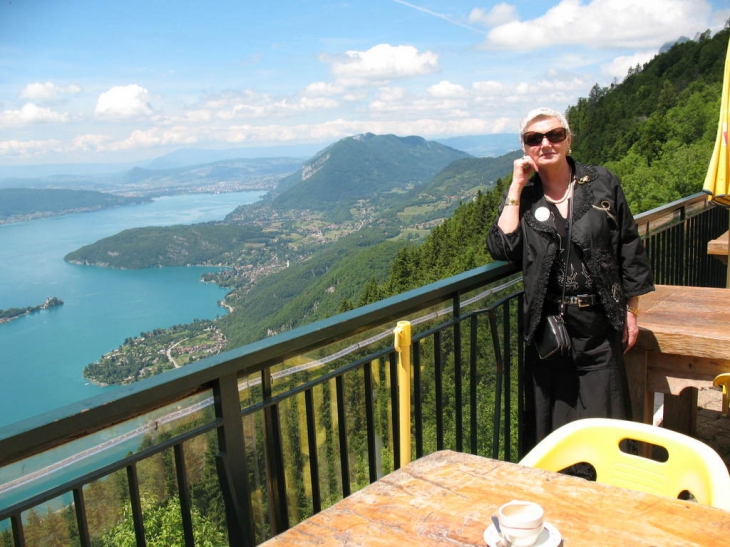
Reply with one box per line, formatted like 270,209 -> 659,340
487,158 -> 655,343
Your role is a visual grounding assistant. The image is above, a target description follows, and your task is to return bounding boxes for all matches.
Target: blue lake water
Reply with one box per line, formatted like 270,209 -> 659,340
0,191 -> 264,429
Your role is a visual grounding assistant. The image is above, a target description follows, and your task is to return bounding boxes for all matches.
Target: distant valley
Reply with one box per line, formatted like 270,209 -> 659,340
60,133 -> 520,384
0,133 -> 519,225
0,156 -> 305,206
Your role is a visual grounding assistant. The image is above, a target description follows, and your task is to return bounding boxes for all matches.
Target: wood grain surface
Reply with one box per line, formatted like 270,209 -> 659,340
707,230 -> 728,263
259,450 -> 730,547
635,284 -> 730,360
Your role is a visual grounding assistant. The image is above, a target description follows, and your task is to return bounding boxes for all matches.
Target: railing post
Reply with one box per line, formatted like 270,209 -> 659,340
394,320 -> 412,467
214,373 -> 255,547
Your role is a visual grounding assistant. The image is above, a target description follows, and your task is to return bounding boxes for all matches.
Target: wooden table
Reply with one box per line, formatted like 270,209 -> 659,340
708,230 -> 729,264
625,284 -> 730,434
260,450 -> 730,547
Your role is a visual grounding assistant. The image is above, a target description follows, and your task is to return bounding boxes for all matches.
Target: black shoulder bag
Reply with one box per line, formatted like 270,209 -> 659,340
534,191 -> 574,360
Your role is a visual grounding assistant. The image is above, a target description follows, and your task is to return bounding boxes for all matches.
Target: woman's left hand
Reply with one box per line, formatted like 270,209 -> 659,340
622,310 -> 639,353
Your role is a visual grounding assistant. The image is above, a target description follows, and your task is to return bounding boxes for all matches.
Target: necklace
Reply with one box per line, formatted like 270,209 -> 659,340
544,177 -> 574,205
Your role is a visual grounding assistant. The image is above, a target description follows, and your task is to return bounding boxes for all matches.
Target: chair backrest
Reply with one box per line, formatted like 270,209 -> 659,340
519,418 -> 730,510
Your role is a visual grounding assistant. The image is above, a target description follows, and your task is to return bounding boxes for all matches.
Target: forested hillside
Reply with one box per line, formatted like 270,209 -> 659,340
218,154 -> 517,347
65,223 -> 275,268
361,27 -> 729,302
389,153 -> 521,225
271,133 -> 471,220
0,188 -> 149,223
220,230 -> 406,348
568,28 -> 728,213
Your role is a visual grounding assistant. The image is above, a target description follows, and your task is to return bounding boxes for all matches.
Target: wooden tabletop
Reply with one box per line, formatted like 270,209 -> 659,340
708,230 -> 729,262
260,450 -> 730,547
635,284 -> 730,360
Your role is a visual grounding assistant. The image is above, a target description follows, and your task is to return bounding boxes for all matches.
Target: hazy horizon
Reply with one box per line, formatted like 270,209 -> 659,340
2,1 -> 728,167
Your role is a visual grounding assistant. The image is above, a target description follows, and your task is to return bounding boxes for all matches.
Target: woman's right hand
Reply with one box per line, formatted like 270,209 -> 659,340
498,156 -> 533,234
512,155 -> 534,188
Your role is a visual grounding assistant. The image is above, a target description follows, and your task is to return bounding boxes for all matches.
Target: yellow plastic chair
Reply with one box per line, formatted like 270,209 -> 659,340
713,373 -> 730,417
519,418 -> 730,511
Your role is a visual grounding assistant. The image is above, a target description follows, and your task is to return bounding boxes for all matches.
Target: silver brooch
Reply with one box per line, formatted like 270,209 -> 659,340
535,207 -> 550,222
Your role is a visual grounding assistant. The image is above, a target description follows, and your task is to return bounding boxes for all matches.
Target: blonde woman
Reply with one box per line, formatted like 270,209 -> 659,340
487,107 -> 654,450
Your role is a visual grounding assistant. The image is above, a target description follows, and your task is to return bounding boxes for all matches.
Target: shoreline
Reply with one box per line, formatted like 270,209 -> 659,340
0,297 -> 64,325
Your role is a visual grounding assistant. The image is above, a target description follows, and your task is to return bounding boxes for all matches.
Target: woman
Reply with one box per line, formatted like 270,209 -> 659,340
487,107 -> 654,451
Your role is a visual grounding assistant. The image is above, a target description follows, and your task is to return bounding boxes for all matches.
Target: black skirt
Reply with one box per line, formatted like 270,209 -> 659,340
522,303 -> 632,452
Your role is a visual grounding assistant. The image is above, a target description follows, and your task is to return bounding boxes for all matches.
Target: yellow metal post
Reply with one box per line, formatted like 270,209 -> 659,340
394,320 -> 412,467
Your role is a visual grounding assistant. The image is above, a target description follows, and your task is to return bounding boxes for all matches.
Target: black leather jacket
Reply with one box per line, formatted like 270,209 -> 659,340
487,158 -> 655,343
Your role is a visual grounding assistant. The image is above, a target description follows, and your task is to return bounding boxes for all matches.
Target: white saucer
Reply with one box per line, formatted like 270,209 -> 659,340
483,521 -> 561,547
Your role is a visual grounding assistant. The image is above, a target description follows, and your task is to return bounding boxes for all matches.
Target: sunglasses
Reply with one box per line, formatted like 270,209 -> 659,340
522,127 -> 568,147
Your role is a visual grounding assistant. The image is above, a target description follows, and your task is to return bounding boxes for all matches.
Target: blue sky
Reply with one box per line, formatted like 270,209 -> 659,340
0,0 -> 729,166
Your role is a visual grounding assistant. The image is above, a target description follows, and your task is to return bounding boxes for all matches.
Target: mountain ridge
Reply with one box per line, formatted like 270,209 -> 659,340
0,133 -> 518,180
270,133 -> 471,219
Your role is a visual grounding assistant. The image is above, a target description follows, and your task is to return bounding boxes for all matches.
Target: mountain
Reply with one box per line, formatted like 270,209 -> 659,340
0,156 -> 305,200
68,137 -> 515,351
219,152 -> 518,346
270,133 -> 471,218
0,162 -> 140,180
434,134 -> 520,157
0,135 -> 513,187
119,157 -> 305,196
144,144 -> 326,170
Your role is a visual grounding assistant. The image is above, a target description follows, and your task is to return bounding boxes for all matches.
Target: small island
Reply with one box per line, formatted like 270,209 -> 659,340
0,297 -> 64,324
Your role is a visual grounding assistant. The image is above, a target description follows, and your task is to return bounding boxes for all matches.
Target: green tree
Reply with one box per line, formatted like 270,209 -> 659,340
100,496 -> 227,547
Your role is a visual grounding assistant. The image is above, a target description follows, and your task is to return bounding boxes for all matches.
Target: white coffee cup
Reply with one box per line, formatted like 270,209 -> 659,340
497,500 -> 545,547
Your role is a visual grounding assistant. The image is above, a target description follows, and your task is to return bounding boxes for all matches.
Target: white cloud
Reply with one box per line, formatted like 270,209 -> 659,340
0,103 -> 70,128
427,81 -> 468,98
181,89 -> 339,123
19,82 -> 82,103
376,87 -> 407,102
0,138 -> 63,157
72,134 -> 113,151
304,82 -> 344,97
298,96 -> 339,110
601,51 -> 658,80
469,4 -> 519,27
109,126 -> 199,151
221,117 -> 508,145
472,81 -> 507,95
95,85 -> 154,120
710,8 -> 730,32
324,44 -> 439,86
483,0 -> 712,51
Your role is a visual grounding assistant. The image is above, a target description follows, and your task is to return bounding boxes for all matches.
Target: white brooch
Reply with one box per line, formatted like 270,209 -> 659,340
535,207 -> 550,222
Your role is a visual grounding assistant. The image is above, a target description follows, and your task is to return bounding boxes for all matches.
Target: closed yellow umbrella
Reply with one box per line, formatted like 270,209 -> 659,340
703,36 -> 730,206
703,37 -> 730,285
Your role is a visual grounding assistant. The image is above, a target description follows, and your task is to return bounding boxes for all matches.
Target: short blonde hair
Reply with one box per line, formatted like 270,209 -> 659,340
519,107 -> 571,136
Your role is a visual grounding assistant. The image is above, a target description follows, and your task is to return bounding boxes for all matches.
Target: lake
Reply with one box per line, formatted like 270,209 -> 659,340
0,191 -> 264,429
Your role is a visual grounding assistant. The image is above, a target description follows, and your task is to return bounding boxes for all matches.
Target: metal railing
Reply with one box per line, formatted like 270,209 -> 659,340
0,193 -> 726,547
635,192 -> 728,287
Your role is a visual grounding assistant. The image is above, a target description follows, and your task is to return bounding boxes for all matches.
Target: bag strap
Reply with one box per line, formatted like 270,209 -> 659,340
559,175 -> 575,318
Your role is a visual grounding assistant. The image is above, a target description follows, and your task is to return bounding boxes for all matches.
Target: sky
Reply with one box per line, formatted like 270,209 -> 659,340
1,0 -> 729,167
